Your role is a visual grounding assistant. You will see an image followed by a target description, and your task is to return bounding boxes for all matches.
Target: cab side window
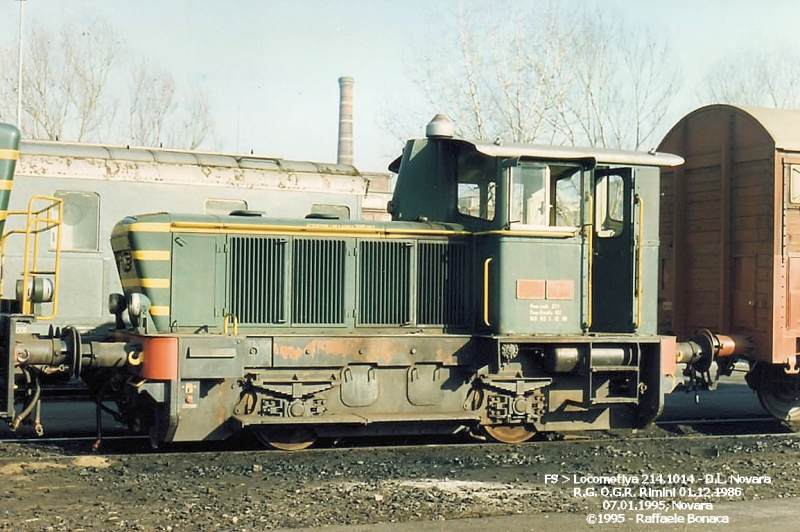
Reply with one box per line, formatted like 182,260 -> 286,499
457,151 -> 496,221
595,174 -> 625,237
51,190 -> 100,252
789,164 -> 800,204
554,170 -> 582,227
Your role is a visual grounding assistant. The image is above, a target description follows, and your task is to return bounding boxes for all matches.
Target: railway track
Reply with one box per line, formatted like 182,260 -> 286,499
0,413 -> 792,452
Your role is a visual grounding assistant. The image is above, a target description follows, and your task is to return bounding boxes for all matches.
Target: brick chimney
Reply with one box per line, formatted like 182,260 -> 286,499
337,77 -> 354,166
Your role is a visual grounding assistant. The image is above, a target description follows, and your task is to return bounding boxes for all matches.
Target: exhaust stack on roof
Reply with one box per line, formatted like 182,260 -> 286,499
337,77 -> 354,166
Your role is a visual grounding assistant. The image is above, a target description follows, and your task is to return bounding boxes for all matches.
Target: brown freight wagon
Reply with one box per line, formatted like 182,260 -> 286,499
658,104 -> 800,423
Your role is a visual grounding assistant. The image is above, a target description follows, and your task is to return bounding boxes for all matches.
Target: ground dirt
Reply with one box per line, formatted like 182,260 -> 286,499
1,424 -> 798,532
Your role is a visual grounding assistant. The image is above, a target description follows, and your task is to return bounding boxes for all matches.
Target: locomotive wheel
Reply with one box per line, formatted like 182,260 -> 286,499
483,424 -> 536,444
252,427 -> 317,451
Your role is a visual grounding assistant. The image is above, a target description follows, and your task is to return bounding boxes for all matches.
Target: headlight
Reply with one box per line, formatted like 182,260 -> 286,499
126,293 -> 151,318
15,277 -> 54,304
108,293 -> 126,315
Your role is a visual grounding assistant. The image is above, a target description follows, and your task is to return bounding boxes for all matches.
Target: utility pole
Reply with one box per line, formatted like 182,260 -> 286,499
16,0 -> 26,129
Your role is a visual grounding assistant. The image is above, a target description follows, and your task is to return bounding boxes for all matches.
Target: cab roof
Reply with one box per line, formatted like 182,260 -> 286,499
458,138 -> 684,167
389,136 -> 684,172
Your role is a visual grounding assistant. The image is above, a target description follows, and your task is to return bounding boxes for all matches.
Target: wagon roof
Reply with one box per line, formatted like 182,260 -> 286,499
19,139 -> 363,176
665,104 -> 800,153
731,104 -> 800,152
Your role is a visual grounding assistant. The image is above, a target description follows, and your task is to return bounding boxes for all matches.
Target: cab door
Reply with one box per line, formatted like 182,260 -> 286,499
590,168 -> 634,333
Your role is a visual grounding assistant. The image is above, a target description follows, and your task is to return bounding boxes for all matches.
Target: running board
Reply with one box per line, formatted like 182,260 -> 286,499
231,411 -> 481,428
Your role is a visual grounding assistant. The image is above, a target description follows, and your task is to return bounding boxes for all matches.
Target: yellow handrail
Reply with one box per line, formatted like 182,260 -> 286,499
482,257 -> 493,327
634,195 -> 644,330
223,313 -> 239,335
0,195 -> 63,318
586,194 -> 594,329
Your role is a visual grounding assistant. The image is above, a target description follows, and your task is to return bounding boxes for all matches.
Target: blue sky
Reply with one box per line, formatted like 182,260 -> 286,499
1,0 -> 799,171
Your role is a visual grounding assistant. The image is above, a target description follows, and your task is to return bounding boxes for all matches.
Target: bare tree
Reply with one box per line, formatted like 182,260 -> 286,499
388,3 -> 681,151
169,87 -> 214,150
128,63 -> 177,147
11,18 -> 120,142
490,7 -> 575,144
0,50 -> 13,124
17,24 -> 71,140
127,64 -> 214,149
563,9 -> 680,149
699,49 -> 800,109
411,3 -> 575,144
64,21 -> 120,142
0,17 -> 215,150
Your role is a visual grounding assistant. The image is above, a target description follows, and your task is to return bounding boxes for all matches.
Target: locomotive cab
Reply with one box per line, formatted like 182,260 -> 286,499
390,114 -> 682,337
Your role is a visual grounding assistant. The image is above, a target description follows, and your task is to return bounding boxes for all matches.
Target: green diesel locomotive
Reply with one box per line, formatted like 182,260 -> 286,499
2,115 -> 740,448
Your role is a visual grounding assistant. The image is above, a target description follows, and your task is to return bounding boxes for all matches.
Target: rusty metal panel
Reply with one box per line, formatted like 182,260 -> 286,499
271,335 -> 476,367
659,336 -> 677,377
787,255 -> 800,331
340,365 -> 379,407
546,280 -> 574,300
406,364 -> 445,406
516,279 -> 545,300
17,141 -> 370,194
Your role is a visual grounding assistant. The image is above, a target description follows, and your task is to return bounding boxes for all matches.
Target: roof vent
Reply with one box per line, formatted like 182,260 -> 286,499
426,114 -> 455,138
230,210 -> 266,217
